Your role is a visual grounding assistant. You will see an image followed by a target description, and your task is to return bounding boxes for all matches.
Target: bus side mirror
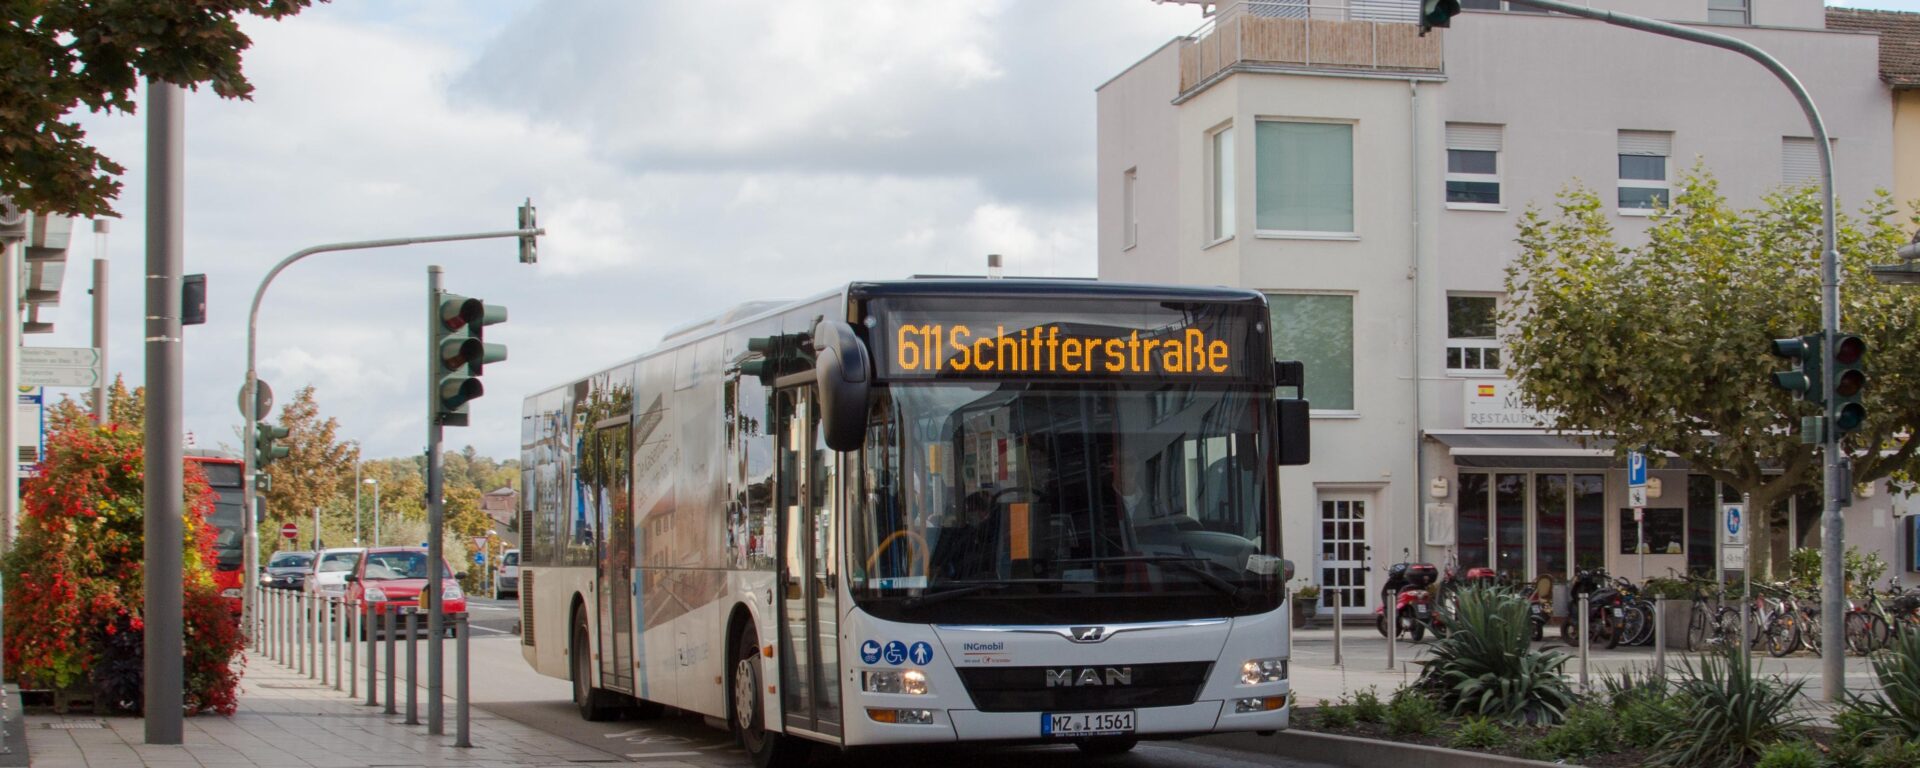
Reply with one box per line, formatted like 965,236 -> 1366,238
1277,399 -> 1310,466
812,318 -> 872,452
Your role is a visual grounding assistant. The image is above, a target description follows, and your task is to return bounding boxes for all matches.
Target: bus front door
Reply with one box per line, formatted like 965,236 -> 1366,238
777,386 -> 842,737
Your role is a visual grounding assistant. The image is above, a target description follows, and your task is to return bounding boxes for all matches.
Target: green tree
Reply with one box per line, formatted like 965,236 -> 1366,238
105,374 -> 143,430
1502,171 -> 1917,580
259,386 -> 358,551
1,0 -> 318,216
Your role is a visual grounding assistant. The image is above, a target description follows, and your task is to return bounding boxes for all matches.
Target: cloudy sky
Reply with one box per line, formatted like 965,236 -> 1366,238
37,0 -> 1920,463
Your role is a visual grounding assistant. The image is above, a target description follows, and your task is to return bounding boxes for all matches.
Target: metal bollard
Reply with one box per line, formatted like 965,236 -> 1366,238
366,603 -> 379,707
1332,588 -> 1343,667
1385,589 -> 1396,671
455,613 -> 470,748
308,593 -> 319,680
275,590 -> 284,663
1653,597 -> 1667,680
347,601 -> 358,698
320,596 -> 331,685
384,610 -> 398,715
405,612 -> 420,725
1578,594 -> 1590,691
298,592 -> 309,677
333,597 -> 344,691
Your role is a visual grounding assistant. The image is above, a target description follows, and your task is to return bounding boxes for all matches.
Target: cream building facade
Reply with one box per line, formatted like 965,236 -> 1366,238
1098,0 -> 1915,617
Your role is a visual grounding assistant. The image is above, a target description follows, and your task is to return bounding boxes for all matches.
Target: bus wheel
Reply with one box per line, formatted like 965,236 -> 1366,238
1075,737 -> 1138,756
572,611 -> 618,722
732,625 -> 807,768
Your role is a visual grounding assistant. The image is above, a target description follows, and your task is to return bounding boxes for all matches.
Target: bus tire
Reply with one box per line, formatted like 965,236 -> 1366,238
572,611 -> 619,722
732,624 -> 807,768
1075,737 -> 1138,756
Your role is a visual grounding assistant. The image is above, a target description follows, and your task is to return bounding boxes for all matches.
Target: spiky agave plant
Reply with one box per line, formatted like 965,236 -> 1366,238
1839,628 -> 1920,744
1650,648 -> 1808,768
1416,584 -> 1575,725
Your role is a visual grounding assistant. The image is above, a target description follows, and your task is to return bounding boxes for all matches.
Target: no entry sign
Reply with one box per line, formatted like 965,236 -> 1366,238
281,522 -> 298,540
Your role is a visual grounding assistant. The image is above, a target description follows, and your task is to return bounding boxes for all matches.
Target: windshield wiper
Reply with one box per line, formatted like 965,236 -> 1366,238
1054,555 -> 1247,602
899,578 -> 1075,610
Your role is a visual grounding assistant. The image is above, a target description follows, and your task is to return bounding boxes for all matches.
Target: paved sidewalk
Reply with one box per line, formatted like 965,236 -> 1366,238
25,652 -> 622,767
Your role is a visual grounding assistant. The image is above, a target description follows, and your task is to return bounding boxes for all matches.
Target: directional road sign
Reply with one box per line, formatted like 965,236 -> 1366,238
19,346 -> 102,388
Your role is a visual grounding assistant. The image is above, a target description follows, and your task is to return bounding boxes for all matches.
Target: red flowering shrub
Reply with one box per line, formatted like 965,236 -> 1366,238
1,422 -> 245,714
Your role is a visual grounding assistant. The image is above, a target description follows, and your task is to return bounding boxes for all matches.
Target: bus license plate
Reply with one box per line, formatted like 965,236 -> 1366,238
1042,711 -> 1135,737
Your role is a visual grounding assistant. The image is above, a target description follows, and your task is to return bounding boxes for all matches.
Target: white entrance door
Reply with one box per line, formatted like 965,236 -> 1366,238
1317,495 -> 1370,616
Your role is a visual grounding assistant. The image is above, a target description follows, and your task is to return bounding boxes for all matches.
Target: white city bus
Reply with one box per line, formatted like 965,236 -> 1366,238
518,279 -> 1310,764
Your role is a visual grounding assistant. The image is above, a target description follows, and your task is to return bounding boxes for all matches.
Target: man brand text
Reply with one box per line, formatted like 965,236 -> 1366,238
1046,667 -> 1134,687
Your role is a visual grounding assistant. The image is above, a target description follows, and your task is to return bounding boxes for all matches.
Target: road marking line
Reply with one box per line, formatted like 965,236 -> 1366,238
625,751 -> 701,759
469,624 -> 511,635
604,728 -> 652,739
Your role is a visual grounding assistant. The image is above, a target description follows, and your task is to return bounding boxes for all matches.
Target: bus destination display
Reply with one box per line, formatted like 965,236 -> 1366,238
873,302 -> 1255,381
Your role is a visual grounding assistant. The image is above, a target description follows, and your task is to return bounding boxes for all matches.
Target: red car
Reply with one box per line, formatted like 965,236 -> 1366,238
343,547 -> 467,636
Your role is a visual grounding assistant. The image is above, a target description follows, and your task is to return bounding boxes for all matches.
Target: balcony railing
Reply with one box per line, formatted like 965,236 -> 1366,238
1178,0 -> 1444,94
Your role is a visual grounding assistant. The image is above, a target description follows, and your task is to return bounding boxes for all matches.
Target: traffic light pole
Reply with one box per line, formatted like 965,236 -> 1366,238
425,265 -> 447,735
1505,0 -> 1845,700
241,224 -> 541,637
143,80 -> 187,745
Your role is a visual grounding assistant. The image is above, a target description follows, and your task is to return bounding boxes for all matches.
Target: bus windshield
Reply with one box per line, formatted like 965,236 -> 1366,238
210,497 -> 245,569
850,382 -> 1278,623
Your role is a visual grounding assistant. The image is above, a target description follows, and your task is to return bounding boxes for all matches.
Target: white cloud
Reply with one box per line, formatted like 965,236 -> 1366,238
50,0 -> 1205,461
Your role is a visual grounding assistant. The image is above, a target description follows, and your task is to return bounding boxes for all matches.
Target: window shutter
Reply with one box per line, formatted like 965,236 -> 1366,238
1446,123 -> 1503,152
1782,137 -> 1822,187
1618,130 -> 1672,157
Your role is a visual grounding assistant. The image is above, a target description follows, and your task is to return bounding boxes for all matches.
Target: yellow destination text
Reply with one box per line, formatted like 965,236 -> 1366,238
893,324 -> 1232,375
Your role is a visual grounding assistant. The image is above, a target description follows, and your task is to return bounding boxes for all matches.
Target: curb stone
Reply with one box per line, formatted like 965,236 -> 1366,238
1192,727 -> 1578,768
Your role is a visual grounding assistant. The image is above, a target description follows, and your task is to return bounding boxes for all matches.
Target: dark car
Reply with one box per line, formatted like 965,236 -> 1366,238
264,550 -> 315,591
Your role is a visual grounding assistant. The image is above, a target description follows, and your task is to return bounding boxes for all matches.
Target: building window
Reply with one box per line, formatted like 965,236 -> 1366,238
1210,126 -> 1235,242
1256,121 -> 1354,235
1618,130 -> 1672,214
1268,292 -> 1355,411
1446,295 -> 1501,375
1781,137 -> 1832,189
1123,167 -> 1138,249
1708,0 -> 1749,25
1445,123 -> 1503,208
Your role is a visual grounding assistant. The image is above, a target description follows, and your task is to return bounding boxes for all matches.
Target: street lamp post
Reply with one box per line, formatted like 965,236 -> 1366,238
365,478 -> 380,547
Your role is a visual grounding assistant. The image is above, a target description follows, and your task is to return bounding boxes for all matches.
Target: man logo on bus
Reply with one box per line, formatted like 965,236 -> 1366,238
1070,626 -> 1109,643
1046,667 -> 1134,687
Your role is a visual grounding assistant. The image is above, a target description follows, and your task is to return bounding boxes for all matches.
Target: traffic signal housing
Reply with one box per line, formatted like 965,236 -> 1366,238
1420,0 -> 1462,35
1832,333 -> 1867,433
255,423 -> 289,468
1769,334 -> 1823,406
433,293 -> 507,427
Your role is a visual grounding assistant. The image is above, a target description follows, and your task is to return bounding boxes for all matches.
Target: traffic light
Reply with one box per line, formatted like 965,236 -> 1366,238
1832,333 -> 1867,433
255,423 -> 289,468
433,292 -> 507,427
740,333 -> 814,385
1420,0 -> 1462,35
1768,334 -> 1823,406
517,199 -> 538,264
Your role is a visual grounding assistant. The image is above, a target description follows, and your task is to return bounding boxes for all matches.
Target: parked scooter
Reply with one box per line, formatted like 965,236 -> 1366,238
1564,568 -> 1626,649
1375,551 -> 1440,642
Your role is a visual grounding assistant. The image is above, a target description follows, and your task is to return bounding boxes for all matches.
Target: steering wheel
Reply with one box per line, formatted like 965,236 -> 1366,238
864,530 -> 930,578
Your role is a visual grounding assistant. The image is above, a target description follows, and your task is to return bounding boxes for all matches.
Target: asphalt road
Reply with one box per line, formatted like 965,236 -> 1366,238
457,596 -> 1335,768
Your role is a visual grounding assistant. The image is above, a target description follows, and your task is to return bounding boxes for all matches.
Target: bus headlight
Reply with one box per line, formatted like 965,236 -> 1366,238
1240,657 -> 1288,685
862,669 -> 929,695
